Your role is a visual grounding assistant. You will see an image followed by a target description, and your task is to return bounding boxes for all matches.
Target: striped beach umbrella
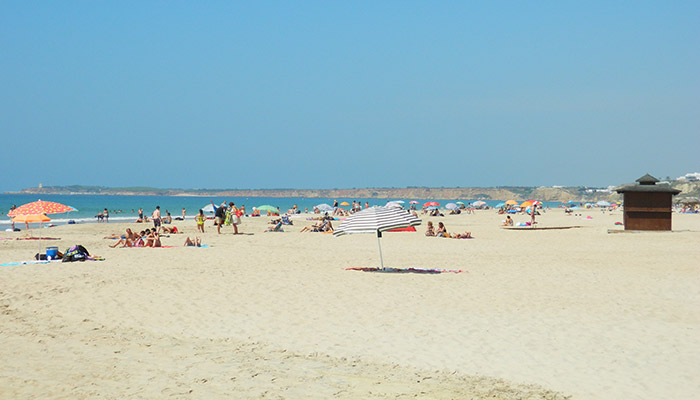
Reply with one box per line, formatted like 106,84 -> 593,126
334,206 -> 421,270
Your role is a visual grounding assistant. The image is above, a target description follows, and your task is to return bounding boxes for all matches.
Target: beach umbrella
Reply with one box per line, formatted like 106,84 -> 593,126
12,214 -> 52,256
520,200 -> 535,208
339,202 -> 350,206
8,200 -> 76,217
423,201 -> 440,207
445,203 -> 458,210
385,201 -> 404,209
390,200 -> 405,204
12,214 -> 51,223
473,200 -> 487,207
316,203 -> 334,213
334,206 -> 421,270
9,200 -> 75,257
596,200 -> 611,207
409,201 -> 419,205
505,200 -> 519,206
201,204 -> 216,213
495,202 -> 506,209
455,201 -> 465,205
256,205 -> 278,213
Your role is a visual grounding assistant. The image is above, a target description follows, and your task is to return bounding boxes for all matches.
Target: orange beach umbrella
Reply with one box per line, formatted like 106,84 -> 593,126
8,200 -> 76,217
12,214 -> 51,223
505,200 -> 519,206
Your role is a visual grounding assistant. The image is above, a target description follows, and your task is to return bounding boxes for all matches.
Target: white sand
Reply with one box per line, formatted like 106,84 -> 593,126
1,208 -> 698,399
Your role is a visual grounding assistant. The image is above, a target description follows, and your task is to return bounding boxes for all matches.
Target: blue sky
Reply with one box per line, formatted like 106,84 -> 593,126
1,1 -> 698,191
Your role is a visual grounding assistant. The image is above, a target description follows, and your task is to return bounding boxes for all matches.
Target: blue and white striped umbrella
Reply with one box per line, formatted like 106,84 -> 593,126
334,206 -> 421,269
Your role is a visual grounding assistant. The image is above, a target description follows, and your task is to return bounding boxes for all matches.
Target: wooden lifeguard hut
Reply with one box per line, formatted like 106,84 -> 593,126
615,173 -> 681,231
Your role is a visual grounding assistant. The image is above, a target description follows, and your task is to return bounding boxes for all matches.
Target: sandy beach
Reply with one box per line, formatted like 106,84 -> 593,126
1,208 -> 698,399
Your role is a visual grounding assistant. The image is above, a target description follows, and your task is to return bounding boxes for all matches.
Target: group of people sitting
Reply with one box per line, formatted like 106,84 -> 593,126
107,228 -> 162,248
105,226 -> 188,248
300,216 -> 334,233
424,221 -> 472,239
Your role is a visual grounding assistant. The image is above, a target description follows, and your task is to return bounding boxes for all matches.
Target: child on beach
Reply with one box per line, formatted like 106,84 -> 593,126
425,221 -> 435,236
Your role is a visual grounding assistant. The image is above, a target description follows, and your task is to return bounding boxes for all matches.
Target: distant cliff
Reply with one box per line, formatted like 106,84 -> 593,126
13,179 -> 699,202
10,184 -> 635,202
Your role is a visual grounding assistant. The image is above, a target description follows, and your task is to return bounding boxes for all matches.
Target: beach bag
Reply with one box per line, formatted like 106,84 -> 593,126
62,245 -> 90,262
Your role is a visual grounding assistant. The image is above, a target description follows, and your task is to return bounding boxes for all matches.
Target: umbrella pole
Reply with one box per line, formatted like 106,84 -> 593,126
376,231 -> 384,270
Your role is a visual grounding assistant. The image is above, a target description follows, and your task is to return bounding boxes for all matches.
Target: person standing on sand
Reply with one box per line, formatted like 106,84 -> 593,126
8,205 -> 16,231
195,209 -> 206,233
229,202 -> 240,234
152,206 -> 162,233
530,204 -> 537,227
181,208 -> 186,220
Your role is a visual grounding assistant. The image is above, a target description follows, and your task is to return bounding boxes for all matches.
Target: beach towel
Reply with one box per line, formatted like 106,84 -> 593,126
2,260 -> 61,267
345,267 -> 465,274
387,226 -> 416,232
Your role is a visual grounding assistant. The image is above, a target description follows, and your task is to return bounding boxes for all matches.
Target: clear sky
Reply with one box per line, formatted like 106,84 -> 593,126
2,1 -> 698,192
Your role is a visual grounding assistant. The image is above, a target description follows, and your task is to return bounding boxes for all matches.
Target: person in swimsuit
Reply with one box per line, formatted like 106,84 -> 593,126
152,206 -> 162,232
195,209 -> 206,233
184,236 -> 202,247
436,222 -> 449,237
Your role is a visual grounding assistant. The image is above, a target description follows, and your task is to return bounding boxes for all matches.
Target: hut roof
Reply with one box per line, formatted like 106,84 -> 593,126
636,173 -> 659,185
616,174 -> 681,194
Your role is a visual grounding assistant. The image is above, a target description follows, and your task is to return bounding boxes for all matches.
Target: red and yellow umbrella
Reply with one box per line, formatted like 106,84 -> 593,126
8,200 -> 76,217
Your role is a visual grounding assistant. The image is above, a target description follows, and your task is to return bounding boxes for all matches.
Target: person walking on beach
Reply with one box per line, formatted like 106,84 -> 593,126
181,208 -> 186,221
214,201 -> 226,234
530,204 -> 537,227
152,206 -> 162,233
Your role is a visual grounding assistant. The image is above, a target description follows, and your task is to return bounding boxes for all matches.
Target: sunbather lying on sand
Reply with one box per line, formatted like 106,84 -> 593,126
184,236 -> 202,247
161,226 -> 179,234
104,228 -> 137,240
451,232 -> 472,239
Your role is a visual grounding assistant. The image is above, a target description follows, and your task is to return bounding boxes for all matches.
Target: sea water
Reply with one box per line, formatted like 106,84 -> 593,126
0,193 -> 563,231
